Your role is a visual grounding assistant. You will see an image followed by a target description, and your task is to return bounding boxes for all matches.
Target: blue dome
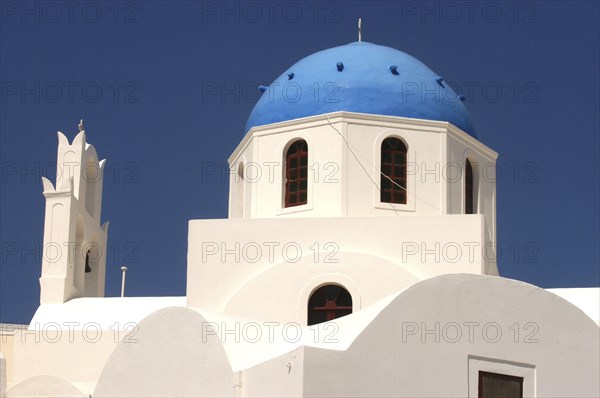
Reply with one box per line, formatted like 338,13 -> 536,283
245,42 -> 476,137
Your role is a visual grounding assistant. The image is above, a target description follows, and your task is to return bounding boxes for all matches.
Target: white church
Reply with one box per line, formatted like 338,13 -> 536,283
1,39 -> 598,398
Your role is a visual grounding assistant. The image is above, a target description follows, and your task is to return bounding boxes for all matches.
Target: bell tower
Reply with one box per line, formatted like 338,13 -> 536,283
39,121 -> 109,304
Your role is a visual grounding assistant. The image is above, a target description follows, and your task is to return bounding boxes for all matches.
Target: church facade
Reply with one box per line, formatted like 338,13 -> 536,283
1,41 -> 598,398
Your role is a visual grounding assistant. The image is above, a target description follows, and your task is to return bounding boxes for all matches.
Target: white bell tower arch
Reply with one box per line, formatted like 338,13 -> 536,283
39,121 -> 109,304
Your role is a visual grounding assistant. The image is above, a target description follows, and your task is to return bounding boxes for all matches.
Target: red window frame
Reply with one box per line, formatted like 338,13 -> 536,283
285,140 -> 308,208
307,285 -> 353,326
380,137 -> 407,204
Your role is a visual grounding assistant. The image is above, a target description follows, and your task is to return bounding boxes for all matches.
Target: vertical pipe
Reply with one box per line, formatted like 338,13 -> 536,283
120,266 -> 127,297
358,18 -> 362,42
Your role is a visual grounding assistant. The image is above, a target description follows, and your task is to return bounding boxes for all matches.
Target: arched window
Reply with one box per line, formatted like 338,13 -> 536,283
285,140 -> 308,208
465,159 -> 475,214
85,250 -> 92,273
380,137 -> 407,204
308,285 -> 352,326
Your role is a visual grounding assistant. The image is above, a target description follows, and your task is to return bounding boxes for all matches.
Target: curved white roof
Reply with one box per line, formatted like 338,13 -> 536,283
27,293 -> 399,371
29,296 -> 186,331
26,284 -> 599,372
546,288 -> 600,326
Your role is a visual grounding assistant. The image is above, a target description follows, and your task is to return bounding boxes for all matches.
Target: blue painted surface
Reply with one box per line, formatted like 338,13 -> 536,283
245,41 -> 476,137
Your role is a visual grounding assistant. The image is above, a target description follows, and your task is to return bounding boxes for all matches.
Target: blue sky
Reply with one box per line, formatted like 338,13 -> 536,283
1,1 -> 598,324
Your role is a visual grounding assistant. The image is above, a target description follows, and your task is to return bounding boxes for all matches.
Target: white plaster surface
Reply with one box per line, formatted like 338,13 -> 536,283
187,215 -> 491,322
0,355 -> 6,398
93,307 -> 234,398
29,296 -> 186,330
79,275 -> 600,397
6,375 -> 86,398
229,113 -> 497,223
300,274 -> 600,397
